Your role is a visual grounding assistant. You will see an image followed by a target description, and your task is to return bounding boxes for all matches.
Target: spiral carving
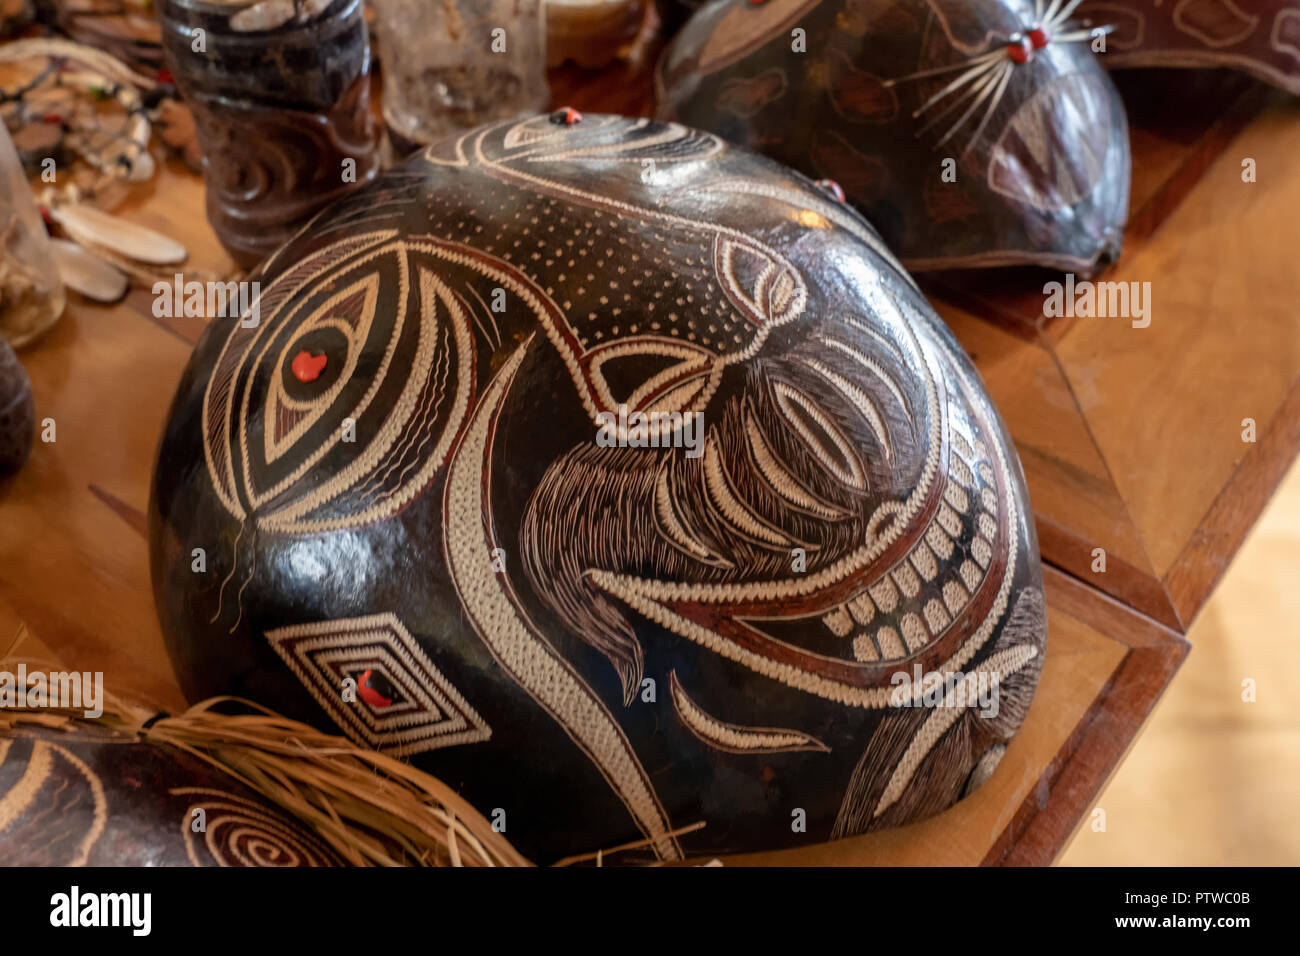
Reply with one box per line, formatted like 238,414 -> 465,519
175,789 -> 342,867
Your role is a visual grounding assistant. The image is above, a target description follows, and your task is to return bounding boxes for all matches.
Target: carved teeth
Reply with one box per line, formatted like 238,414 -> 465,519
823,606 -> 853,637
937,502 -> 963,538
926,522 -> 954,559
951,456 -> 975,488
943,579 -> 969,615
951,430 -> 974,460
910,541 -> 938,581
892,564 -> 921,598
924,599 -> 951,632
900,613 -> 929,652
875,626 -> 905,658
868,577 -> 899,613
848,593 -> 875,625
852,633 -> 879,662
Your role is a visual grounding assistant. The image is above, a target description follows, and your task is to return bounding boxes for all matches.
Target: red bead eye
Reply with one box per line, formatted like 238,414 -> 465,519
291,350 -> 327,383
1006,36 -> 1033,64
357,668 -> 394,709
551,106 -> 583,126
1029,27 -> 1051,49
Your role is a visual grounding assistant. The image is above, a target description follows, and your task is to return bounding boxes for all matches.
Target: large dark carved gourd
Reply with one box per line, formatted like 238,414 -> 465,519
657,0 -> 1131,272
150,113 -> 1048,863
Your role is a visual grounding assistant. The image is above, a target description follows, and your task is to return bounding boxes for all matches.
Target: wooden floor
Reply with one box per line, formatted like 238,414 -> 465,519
1061,459 -> 1300,866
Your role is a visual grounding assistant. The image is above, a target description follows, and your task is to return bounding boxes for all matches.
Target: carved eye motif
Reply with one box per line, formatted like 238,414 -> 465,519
288,345 -> 332,387
201,234 -> 473,534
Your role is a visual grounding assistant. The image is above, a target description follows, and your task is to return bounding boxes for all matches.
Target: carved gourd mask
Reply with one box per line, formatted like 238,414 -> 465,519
150,113 -> 1049,863
657,0 -> 1132,272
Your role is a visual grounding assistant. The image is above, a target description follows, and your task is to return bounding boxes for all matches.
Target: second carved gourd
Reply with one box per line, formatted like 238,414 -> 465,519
658,0 -> 1131,272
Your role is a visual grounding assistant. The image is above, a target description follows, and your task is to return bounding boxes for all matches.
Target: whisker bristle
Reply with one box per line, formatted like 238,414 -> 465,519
931,61 -> 1011,149
1052,0 -> 1088,27
886,49 -> 1002,87
911,56 -> 1003,118
962,61 -> 1016,156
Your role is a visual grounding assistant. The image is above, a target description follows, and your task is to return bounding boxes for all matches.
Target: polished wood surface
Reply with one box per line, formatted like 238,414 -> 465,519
1,60 -> 1295,864
1061,461 -> 1300,865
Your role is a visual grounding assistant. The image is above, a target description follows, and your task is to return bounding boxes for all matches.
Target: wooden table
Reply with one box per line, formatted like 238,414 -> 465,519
1,60 -> 1295,865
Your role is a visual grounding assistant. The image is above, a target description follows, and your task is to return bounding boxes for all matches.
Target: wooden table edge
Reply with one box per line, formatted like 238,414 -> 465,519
981,565 -> 1191,865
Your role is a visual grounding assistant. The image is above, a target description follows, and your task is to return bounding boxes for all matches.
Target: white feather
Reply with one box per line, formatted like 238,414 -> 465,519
50,238 -> 130,302
51,204 -> 187,265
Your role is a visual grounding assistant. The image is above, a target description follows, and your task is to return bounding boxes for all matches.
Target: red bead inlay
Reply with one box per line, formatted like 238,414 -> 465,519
1007,37 -> 1033,64
291,350 -> 327,383
1029,27 -> 1051,49
357,669 -> 393,709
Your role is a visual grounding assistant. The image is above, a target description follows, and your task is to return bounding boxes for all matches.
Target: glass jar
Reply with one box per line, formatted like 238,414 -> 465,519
371,0 -> 549,153
0,123 -> 65,349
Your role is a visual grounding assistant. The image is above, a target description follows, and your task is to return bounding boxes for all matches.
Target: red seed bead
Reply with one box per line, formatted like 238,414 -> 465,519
551,106 -> 583,126
291,350 -> 327,383
1029,27 -> 1051,49
1006,36 -> 1032,64
357,669 -> 393,709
